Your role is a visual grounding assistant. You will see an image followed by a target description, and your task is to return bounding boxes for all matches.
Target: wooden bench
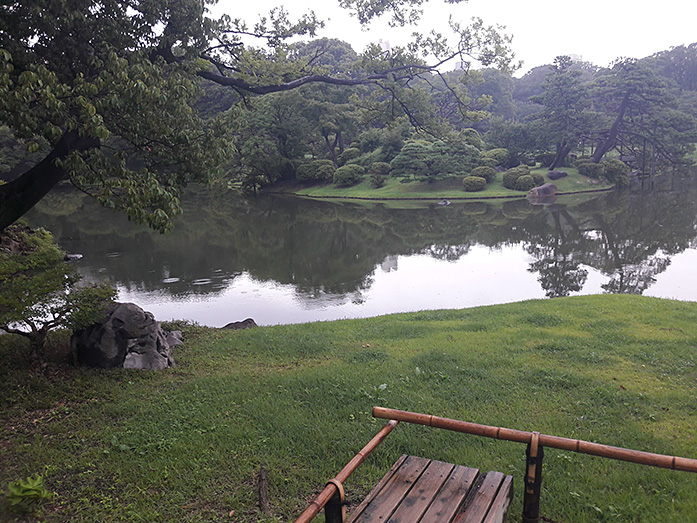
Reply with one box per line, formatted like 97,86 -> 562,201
349,454 -> 513,523
294,407 -> 697,523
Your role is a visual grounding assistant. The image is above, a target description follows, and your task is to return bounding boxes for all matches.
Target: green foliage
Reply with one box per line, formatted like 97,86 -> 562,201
578,162 -> 606,179
482,148 -> 510,166
368,162 -> 392,175
502,165 -> 531,189
6,475 -> 52,514
602,159 -> 630,180
334,164 -> 365,187
338,147 -> 362,166
531,173 -> 545,186
514,174 -> 537,191
296,160 -> 336,183
469,166 -> 497,183
370,174 -> 387,188
0,224 -> 115,360
390,139 -> 480,181
462,176 -> 487,192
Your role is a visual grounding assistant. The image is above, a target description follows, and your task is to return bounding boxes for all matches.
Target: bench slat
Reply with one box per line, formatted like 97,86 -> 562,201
350,455 -> 429,522
420,464 -> 480,521
483,475 -> 513,523
388,459 -> 456,523
454,471 -> 507,523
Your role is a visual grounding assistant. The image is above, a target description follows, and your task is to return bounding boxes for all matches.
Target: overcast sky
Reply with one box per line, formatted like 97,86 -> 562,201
215,0 -> 695,75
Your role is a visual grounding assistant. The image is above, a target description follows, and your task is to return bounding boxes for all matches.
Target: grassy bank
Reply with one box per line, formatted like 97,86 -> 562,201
1,295 -> 696,522
275,167 -> 612,201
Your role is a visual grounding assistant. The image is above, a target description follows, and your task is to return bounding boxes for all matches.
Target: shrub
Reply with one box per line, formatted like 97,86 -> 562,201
469,166 -> 497,183
531,173 -> 545,186
482,148 -> 510,166
296,160 -> 335,182
463,176 -> 487,192
478,156 -> 499,168
370,174 -> 386,188
603,159 -> 630,182
368,162 -> 392,175
338,147 -> 361,166
333,164 -> 365,187
578,162 -> 606,178
514,174 -> 537,192
502,165 -> 530,189
0,224 -> 116,362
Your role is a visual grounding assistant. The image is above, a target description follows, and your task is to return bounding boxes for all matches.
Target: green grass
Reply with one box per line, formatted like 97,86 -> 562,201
1,295 -> 697,522
280,167 -> 612,201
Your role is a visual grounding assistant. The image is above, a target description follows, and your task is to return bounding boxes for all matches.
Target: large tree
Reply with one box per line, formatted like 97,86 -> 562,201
0,0 -> 515,233
589,59 -> 697,166
531,56 -> 595,171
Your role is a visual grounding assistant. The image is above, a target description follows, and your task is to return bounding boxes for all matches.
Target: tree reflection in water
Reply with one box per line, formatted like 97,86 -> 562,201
25,170 -> 697,323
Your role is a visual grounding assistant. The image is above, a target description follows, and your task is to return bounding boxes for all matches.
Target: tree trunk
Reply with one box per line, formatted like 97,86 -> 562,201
323,132 -> 339,167
0,131 -> 100,232
549,141 -> 571,171
592,94 -> 630,163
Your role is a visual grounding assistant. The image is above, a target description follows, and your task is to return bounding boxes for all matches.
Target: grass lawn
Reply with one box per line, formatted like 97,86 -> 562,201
280,167 -> 612,201
1,295 -> 697,522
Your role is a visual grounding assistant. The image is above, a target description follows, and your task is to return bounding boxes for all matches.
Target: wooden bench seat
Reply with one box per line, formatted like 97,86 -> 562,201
348,455 -> 513,523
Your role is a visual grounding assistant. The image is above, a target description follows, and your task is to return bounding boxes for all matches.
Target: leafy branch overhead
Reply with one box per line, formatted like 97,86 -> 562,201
0,0 -> 517,233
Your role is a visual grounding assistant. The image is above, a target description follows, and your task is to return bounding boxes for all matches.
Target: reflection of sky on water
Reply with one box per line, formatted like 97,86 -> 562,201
119,244 -> 696,327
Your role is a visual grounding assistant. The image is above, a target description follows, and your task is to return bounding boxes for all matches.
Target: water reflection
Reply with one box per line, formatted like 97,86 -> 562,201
26,172 -> 697,325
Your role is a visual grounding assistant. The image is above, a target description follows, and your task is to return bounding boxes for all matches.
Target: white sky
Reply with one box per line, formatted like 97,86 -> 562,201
213,0 -> 696,75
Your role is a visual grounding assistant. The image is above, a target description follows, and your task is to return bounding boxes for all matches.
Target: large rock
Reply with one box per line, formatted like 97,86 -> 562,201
71,303 -> 176,370
222,318 -> 258,330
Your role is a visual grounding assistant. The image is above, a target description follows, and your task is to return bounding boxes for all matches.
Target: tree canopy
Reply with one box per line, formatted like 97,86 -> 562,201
0,0 -> 516,232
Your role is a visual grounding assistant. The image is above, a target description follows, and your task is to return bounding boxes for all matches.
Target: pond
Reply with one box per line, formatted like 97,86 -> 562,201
26,172 -> 697,326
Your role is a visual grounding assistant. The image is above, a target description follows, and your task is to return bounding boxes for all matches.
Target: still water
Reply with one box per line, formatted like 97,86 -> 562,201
27,173 -> 697,326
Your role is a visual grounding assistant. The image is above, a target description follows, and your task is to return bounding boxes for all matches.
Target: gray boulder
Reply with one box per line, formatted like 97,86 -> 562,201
547,170 -> 568,180
222,318 -> 258,330
72,302 -> 175,370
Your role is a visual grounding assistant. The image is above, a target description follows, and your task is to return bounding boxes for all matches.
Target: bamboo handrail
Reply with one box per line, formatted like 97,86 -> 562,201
373,407 -> 697,473
294,420 -> 399,523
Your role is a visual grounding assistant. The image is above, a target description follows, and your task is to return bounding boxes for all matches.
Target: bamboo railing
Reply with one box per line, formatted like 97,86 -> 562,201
372,406 -> 697,473
294,420 -> 398,523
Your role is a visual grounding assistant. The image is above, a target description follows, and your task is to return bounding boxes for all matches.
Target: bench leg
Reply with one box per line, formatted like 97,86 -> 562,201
523,432 -> 543,523
325,479 -> 346,523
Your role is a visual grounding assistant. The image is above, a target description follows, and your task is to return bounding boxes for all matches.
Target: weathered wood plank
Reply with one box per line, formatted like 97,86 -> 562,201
453,471 -> 506,523
348,454 -> 409,523
387,459 -> 455,523
482,474 -> 513,523
350,455 -> 429,523
419,464 -> 480,522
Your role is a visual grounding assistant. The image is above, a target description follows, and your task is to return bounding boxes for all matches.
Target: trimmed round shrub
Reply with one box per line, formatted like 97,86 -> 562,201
603,159 -> 630,181
574,157 -> 592,167
296,159 -> 335,182
502,165 -> 530,189
469,166 -> 497,183
514,174 -> 536,192
463,176 -> 487,192
531,173 -> 545,186
338,147 -> 361,166
368,162 -> 392,175
333,164 -> 365,187
478,156 -> 499,168
482,148 -> 510,166
370,174 -> 386,188
578,162 -> 606,178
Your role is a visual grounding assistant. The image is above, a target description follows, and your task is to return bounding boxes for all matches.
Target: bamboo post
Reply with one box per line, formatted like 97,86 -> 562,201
372,407 -> 697,473
523,432 -> 543,523
294,420 -> 399,523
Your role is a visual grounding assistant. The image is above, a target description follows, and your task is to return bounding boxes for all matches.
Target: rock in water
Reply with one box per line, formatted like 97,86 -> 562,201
71,303 -> 175,370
